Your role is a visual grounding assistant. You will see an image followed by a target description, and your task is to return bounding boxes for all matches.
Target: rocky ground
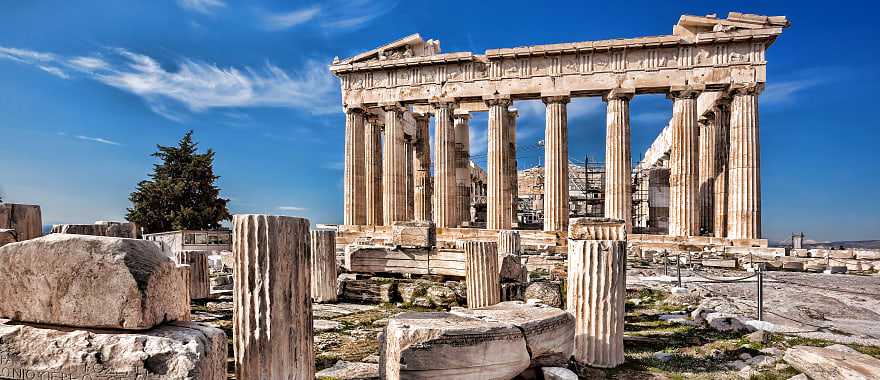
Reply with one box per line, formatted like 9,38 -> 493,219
193,261 -> 880,379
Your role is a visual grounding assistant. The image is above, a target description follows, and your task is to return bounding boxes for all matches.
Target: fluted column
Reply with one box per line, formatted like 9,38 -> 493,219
433,102 -> 458,228
176,250 -> 210,300
405,137 -> 415,220
668,88 -> 700,237
343,106 -> 366,225
463,240 -> 501,308
543,95 -> 570,232
487,97 -> 512,230
310,230 -> 338,303
727,84 -> 763,239
454,112 -> 471,226
383,105 -> 407,225
713,102 -> 731,237
498,229 -> 521,256
603,90 -> 633,233
233,214 -> 313,380
365,115 -> 384,226
507,109 -> 520,226
567,219 -> 626,368
413,114 -> 433,221
698,113 -> 717,235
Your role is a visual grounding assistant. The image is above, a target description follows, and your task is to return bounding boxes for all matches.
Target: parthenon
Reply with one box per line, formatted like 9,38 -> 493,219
332,12 -> 788,247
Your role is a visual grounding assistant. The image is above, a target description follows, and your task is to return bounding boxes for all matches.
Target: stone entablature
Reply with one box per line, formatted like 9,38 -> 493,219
331,13 -> 786,107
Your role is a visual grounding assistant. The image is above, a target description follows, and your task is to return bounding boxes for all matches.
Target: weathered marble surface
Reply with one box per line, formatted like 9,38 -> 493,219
0,320 -> 226,380
0,229 -> 15,247
391,220 -> 436,248
0,234 -> 189,330
176,250 -> 211,300
311,230 -> 339,303
784,345 -> 880,380
451,301 -> 574,367
0,203 -> 41,241
381,311 -> 530,380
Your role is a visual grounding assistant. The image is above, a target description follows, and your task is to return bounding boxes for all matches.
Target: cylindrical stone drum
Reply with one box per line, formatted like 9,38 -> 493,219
463,240 -> 501,309
233,215 -> 314,380
310,229 -> 338,303
176,250 -> 211,300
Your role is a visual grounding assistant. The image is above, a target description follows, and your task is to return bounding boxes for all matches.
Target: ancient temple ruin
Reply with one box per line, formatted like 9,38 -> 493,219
331,12 -> 789,251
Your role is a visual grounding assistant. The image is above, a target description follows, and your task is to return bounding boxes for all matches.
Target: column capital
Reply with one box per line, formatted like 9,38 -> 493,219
483,94 -> 512,108
542,95 -> 570,105
452,110 -> 471,121
344,104 -> 364,114
364,112 -> 383,124
667,84 -> 705,100
428,98 -> 456,109
730,82 -> 765,96
603,88 -> 634,102
380,102 -> 404,113
507,108 -> 519,118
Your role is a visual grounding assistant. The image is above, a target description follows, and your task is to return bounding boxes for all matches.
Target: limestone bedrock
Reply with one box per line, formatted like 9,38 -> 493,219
0,234 -> 190,330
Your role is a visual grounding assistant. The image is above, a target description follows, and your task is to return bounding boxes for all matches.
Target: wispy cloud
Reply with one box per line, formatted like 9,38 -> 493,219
278,206 -> 307,211
261,5 -> 321,31
762,79 -> 822,105
177,0 -> 225,14
260,0 -> 396,32
75,135 -> 122,146
321,161 -> 344,170
0,45 -> 340,121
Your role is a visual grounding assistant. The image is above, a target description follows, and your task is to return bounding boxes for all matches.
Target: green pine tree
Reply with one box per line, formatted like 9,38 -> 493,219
127,130 -> 231,234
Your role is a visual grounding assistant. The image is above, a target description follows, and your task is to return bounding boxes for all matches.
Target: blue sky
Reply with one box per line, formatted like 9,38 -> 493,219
0,1 -> 877,242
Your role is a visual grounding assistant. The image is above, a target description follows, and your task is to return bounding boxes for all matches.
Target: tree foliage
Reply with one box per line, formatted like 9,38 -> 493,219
127,130 -> 231,234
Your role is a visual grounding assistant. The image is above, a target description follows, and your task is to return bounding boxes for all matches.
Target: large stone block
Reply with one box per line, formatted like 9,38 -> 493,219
451,301 -> 575,367
0,204 -> 41,241
784,345 -> 880,380
381,311 -> 530,380
0,230 -> 15,248
0,320 -> 226,380
391,220 -> 436,248
0,234 -> 189,330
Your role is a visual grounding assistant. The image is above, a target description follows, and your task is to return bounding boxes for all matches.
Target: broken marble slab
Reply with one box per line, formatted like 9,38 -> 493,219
784,344 -> 880,380
450,301 -> 574,367
0,319 -> 226,380
381,311 -> 531,380
0,234 -> 190,330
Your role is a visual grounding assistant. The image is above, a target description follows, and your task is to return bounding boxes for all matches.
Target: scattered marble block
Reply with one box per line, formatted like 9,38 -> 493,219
524,281 -> 563,309
340,279 -> 396,303
0,203 -> 42,241
176,250 -> 211,300
784,345 -> 880,380
451,301 -> 574,367
541,366 -> 579,380
316,361 -> 379,380
381,311 -> 530,380
391,220 -> 436,248
0,234 -> 189,330
0,320 -> 226,380
702,258 -> 738,268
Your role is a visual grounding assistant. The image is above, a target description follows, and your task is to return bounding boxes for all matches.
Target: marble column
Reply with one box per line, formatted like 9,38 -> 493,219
310,230 -> 337,303
543,95 -> 570,232
233,214 -> 314,380
713,103 -> 731,237
603,90 -> 633,233
176,250 -> 210,300
487,97 -> 512,230
343,106 -> 366,225
567,219 -> 626,368
365,115 -> 384,226
667,88 -> 700,237
498,230 -> 525,283
698,113 -> 717,235
507,109 -> 520,226
433,102 -> 458,228
454,112 -> 471,226
383,105 -> 407,225
727,84 -> 763,239
405,137 -> 415,220
463,240 -> 501,308
413,114 -> 433,221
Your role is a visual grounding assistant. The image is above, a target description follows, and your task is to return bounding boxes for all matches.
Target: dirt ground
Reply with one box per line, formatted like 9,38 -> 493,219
195,261 -> 880,379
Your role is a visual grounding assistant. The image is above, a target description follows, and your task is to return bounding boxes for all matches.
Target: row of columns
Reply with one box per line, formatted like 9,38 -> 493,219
342,84 -> 761,239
